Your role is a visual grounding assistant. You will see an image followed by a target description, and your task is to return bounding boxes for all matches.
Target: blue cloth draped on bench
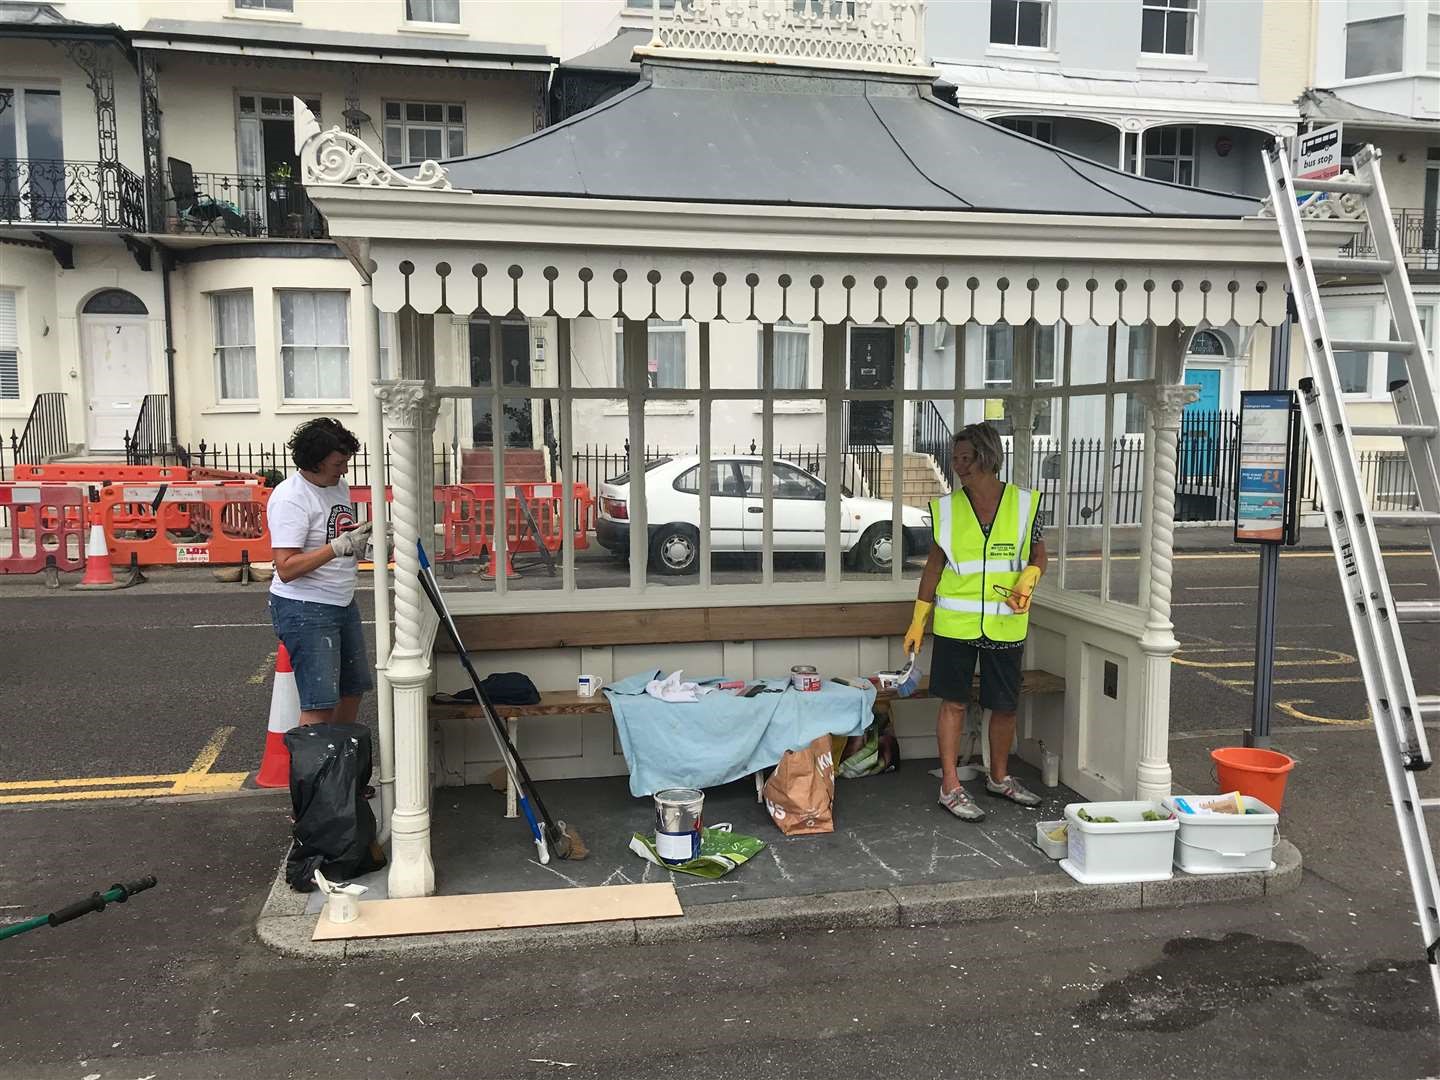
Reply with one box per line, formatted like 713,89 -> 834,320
605,670 -> 876,797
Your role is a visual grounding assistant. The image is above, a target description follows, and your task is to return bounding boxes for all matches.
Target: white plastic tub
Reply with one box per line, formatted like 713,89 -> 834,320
1163,795 -> 1279,874
1059,801 -> 1178,884
1035,820 -> 1067,860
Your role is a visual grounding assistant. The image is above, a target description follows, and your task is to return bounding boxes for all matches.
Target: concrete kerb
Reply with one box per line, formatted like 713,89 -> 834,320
255,840 -> 1304,960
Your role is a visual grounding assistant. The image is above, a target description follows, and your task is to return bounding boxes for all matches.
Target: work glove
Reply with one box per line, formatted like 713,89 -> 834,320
329,520 -> 373,559
1006,565 -> 1043,613
903,599 -> 933,658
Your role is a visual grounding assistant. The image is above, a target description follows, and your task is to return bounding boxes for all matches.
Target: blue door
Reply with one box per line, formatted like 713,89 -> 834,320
1180,368 -> 1222,480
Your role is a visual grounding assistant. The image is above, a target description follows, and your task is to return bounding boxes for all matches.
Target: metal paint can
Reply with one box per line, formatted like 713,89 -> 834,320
790,665 -> 821,692
653,787 -> 704,864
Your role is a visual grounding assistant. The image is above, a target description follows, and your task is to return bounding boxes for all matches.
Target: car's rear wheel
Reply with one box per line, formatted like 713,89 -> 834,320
650,524 -> 699,575
853,523 -> 893,573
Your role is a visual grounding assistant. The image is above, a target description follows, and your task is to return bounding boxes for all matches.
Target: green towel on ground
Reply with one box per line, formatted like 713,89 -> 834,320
628,826 -> 766,879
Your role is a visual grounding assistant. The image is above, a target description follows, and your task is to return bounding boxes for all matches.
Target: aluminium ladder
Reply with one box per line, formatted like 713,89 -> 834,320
1261,140 -> 1440,1014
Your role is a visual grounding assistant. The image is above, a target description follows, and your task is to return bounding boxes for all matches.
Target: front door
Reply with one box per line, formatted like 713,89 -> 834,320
1179,366 -> 1222,480
83,315 -> 150,450
847,326 -> 894,444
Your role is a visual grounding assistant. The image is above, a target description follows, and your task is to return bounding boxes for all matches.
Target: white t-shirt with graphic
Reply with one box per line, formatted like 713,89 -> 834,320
267,473 -> 359,607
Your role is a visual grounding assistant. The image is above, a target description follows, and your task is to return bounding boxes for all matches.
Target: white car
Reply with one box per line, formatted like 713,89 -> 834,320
596,454 -> 931,574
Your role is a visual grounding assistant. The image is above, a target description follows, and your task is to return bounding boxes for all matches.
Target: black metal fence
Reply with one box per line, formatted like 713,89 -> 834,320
0,159 -> 145,229
11,393 -> 70,467
126,394 -> 172,463
1296,447 -> 1416,514
167,170 -> 327,240
124,440 -> 451,488
1343,207 -> 1439,272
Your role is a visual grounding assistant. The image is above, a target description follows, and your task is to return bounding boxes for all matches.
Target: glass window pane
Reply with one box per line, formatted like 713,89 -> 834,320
425,104 -> 443,123
1346,16 -> 1405,78
384,102 -> 401,121
1017,0 -> 1046,47
384,126 -> 402,164
434,0 -> 460,21
990,0 -> 1018,44
1179,127 -> 1194,154
447,129 -> 465,158
406,102 -> 425,122
1141,8 -> 1165,51
447,104 -> 464,124
24,90 -> 63,161
985,324 -> 1014,384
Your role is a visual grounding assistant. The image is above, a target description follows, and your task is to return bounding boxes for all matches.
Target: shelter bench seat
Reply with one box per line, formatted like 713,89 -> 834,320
427,602 -> 1066,814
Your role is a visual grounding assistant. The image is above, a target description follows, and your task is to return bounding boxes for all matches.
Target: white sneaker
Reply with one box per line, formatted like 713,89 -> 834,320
938,784 -> 985,822
985,774 -> 1042,808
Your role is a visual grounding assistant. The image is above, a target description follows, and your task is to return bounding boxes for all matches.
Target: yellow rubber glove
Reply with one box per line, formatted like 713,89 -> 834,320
903,599 -> 933,657
1007,565 -> 1043,613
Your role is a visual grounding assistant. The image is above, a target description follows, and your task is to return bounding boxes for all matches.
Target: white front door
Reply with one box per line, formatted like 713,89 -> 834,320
83,315 -> 150,450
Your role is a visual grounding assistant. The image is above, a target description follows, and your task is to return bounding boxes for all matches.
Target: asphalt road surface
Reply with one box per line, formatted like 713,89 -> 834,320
0,549 -> 1436,1078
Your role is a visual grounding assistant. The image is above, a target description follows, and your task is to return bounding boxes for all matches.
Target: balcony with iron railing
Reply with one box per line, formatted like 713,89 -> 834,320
163,169 -> 328,240
1343,208 -> 1439,271
0,159 -> 146,230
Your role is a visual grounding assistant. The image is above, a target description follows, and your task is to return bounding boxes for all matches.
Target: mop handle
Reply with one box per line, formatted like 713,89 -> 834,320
416,543 -> 561,838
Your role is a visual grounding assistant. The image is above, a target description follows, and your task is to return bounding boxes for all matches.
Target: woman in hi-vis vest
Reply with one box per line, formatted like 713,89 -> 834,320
904,422 -> 1047,822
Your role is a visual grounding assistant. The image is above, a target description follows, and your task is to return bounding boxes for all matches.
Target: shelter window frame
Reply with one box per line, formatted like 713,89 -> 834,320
430,316 -> 1158,617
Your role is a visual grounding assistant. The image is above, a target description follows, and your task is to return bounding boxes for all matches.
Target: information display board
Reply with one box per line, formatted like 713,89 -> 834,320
1234,390 -> 1300,545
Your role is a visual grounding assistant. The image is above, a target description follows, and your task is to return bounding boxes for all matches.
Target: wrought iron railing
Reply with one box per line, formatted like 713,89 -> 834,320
165,171 -> 327,240
0,159 -> 145,229
912,398 -> 954,488
1342,207 -> 1440,271
124,394 -> 173,464
14,392 -> 69,464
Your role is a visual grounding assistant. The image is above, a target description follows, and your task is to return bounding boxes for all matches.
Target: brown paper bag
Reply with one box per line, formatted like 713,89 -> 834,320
763,734 -> 836,836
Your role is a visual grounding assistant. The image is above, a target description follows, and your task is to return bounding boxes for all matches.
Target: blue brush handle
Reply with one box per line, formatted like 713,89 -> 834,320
417,540 -> 431,571
518,795 -> 550,864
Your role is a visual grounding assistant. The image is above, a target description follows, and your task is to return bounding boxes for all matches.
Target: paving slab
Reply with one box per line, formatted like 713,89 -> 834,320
258,759 -> 1304,959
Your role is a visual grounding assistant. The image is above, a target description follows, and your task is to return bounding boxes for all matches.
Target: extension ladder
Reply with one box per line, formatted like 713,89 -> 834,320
1262,141 -> 1440,1013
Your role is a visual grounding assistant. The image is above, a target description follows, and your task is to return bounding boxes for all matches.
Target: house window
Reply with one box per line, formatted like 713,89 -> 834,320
616,319 -> 686,388
997,117 -> 1054,144
212,291 -> 257,402
1143,127 -> 1196,185
0,289 -> 18,400
765,324 -> 810,390
1328,306 -> 1377,395
1427,0 -> 1440,72
983,323 -> 1057,434
235,0 -> 294,10
0,87 -> 64,223
383,101 -> 465,165
1141,0 -> 1198,56
278,291 -> 350,401
989,0 -> 1051,48
406,0 -> 460,23
1345,2 -> 1404,79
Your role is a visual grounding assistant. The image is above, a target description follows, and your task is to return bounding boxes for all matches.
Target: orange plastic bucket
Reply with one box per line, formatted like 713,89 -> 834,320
1210,747 -> 1295,811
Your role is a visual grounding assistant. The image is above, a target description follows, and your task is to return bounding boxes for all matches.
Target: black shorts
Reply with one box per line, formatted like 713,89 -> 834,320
930,636 -> 1022,712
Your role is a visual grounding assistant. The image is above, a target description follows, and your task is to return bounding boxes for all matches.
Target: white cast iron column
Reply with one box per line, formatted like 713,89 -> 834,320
377,378 -> 440,898
1135,382 -> 1199,800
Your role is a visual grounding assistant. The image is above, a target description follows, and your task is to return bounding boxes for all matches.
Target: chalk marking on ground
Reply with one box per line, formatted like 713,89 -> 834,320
851,834 -> 902,880
1274,700 -> 1368,728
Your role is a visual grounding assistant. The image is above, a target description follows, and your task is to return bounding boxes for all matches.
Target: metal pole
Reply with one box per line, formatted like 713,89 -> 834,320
1247,305 -> 1293,748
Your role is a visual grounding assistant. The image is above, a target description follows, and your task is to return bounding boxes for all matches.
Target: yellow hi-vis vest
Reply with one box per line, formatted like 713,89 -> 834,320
930,484 -> 1040,642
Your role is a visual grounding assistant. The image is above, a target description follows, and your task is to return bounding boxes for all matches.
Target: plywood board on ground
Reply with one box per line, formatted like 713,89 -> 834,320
311,882 -> 682,941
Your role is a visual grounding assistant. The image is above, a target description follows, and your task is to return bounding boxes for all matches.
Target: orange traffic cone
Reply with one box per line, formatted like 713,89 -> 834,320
76,517 -> 116,588
255,644 -> 301,788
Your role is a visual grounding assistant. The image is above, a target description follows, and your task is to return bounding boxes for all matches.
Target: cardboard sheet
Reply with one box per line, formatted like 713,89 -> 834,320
311,882 -> 682,941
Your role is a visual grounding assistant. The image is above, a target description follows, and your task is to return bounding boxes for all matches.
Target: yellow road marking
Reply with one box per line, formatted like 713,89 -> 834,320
0,726 -> 247,806
248,650 -> 277,686
1173,645 -> 1355,669
1218,676 -> 1363,686
1275,700 -> 1368,728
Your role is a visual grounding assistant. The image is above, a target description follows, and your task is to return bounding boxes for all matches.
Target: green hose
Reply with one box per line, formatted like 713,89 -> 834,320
0,877 -> 157,941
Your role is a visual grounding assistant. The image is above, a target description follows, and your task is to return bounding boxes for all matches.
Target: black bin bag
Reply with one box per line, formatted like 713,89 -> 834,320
284,724 -> 384,891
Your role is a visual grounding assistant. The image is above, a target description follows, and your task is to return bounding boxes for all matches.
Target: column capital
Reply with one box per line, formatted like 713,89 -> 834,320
1145,383 -> 1200,430
374,379 -> 439,431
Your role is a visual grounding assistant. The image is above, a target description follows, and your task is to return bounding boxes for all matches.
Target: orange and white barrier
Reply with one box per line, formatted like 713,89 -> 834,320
0,483 -> 85,579
255,644 -> 301,788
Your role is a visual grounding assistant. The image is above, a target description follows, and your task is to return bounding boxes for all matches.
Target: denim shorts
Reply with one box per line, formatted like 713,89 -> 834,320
269,596 -> 373,711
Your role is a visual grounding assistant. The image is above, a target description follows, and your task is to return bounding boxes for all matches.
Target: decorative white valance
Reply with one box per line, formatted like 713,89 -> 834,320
367,244 -> 1290,327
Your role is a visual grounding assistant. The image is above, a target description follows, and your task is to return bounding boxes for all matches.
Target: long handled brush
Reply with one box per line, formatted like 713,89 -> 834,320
417,542 -> 587,863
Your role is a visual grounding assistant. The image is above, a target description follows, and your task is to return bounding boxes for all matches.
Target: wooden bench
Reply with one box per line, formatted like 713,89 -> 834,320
428,602 -> 1066,810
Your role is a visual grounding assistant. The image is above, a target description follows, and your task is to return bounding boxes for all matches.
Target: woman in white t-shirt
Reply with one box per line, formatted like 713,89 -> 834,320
268,418 -> 374,725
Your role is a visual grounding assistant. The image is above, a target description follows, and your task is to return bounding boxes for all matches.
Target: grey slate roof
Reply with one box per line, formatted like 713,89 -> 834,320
426,66 -> 1261,217
561,28 -> 649,75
